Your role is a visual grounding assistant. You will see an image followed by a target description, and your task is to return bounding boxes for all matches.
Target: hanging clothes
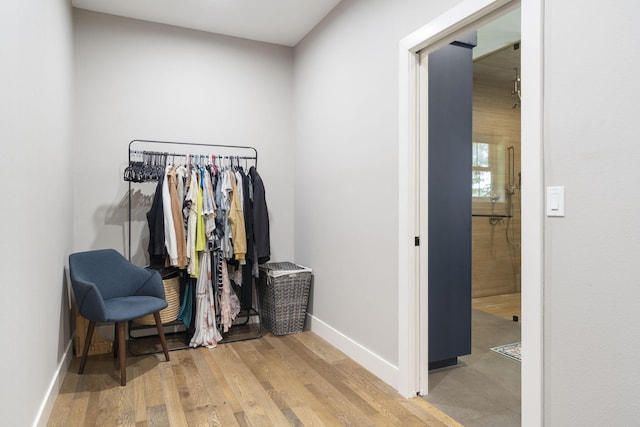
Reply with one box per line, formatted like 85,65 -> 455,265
185,169 -> 199,276
228,171 -> 247,262
219,257 -> 241,332
240,168 -> 255,264
175,165 -> 188,214
202,168 -> 217,247
239,168 -> 255,310
177,275 -> 193,328
167,165 -> 188,267
137,148 -> 269,348
162,165 -> 179,266
189,251 -> 222,348
146,174 -> 166,265
249,166 -> 271,267
218,169 -> 234,259
194,171 -> 207,256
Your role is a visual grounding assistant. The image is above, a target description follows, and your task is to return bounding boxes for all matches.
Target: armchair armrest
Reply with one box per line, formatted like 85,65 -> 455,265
73,278 -> 108,322
133,269 -> 166,300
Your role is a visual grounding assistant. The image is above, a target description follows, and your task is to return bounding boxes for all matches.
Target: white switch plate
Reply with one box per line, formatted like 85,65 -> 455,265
546,186 -> 565,217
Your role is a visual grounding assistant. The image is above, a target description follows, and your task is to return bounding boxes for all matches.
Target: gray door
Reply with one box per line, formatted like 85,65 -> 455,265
427,33 -> 476,368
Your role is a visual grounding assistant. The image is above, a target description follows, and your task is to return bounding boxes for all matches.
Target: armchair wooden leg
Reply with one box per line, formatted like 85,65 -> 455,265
153,312 -> 170,362
113,322 -> 119,359
117,321 -> 127,386
79,320 -> 96,374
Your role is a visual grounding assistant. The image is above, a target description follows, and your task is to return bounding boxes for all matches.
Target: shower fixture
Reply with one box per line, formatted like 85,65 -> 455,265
506,146 -> 519,195
505,145 -> 521,247
511,67 -> 521,109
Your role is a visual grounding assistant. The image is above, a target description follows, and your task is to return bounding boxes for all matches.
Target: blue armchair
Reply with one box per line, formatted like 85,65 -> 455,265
69,249 -> 170,386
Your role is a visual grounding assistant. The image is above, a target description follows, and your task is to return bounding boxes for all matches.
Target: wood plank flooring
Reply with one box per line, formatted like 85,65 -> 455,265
47,331 -> 461,426
472,292 -> 521,321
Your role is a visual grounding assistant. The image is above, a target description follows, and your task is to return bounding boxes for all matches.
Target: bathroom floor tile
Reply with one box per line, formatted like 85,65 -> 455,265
424,309 -> 521,426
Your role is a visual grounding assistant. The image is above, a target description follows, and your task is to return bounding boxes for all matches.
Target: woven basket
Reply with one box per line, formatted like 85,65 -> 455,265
258,262 -> 312,336
135,275 -> 180,325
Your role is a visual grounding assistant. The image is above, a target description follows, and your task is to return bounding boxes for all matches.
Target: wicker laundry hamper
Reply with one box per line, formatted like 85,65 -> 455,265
135,275 -> 181,325
258,262 -> 312,336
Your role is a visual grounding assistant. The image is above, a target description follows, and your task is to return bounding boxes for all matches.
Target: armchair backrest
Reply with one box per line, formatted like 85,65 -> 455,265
69,249 -> 159,300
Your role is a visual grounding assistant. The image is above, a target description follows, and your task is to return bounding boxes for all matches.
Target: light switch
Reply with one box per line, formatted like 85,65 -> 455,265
546,186 -> 565,217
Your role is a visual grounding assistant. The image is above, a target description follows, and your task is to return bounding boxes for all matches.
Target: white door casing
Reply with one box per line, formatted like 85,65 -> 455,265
397,0 -> 543,425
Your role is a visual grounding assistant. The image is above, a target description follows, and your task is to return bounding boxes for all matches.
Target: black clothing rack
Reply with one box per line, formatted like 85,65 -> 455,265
125,139 -> 262,353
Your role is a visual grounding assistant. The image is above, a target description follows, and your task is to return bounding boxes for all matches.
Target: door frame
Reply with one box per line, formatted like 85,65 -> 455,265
397,0 -> 543,425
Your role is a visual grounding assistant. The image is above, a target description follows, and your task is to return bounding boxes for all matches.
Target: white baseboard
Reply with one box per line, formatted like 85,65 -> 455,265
307,314 -> 399,390
34,339 -> 73,427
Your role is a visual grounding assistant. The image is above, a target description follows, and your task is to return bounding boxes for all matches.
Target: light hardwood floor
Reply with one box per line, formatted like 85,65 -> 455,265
48,331 -> 461,426
472,292 -> 521,321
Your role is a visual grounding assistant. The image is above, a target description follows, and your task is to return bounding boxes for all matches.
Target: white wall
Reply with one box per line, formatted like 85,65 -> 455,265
73,10 -> 295,264
543,1 -> 640,424
0,1 -> 74,426
294,0 -> 462,377
10,1 -> 640,423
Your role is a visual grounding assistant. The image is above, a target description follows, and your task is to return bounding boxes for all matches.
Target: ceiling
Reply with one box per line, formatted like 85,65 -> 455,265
71,1 -> 519,53
71,0 -> 343,47
474,42 -> 521,86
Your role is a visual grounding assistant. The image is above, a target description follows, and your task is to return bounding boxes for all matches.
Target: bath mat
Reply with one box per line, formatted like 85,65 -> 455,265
490,342 -> 521,362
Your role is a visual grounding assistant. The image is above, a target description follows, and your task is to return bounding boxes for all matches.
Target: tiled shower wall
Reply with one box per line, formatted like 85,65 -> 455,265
471,60 -> 521,298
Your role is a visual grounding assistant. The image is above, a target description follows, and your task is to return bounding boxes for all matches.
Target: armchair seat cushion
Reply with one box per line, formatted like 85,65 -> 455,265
104,296 -> 168,323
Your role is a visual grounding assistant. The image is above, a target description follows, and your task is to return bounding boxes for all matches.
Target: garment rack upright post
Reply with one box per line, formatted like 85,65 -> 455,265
125,139 -> 262,352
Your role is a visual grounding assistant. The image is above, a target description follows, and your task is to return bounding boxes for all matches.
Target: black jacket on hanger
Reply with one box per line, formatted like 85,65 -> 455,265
249,166 -> 270,264
241,169 -> 254,263
240,168 -> 255,310
146,174 -> 166,265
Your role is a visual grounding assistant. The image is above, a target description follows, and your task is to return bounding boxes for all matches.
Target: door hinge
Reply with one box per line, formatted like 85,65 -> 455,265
415,236 -> 420,247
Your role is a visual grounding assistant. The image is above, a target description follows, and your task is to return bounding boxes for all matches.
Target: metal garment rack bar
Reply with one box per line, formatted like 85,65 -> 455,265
130,150 -> 256,161
128,139 -> 258,163
125,139 -> 262,353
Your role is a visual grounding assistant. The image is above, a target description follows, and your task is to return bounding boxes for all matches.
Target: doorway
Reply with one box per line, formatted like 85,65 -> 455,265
424,21 -> 523,425
397,0 -> 543,425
